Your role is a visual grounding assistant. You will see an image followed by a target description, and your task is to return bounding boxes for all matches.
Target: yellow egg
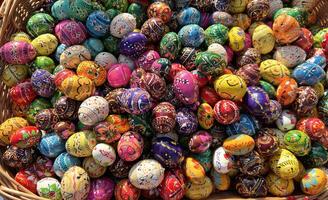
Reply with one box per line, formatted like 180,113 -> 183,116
0,117 -> 29,145
184,157 -> 206,184
249,22 -> 266,36
214,74 -> 246,101
10,32 -> 31,43
229,0 -> 248,13
223,134 -> 255,156
1,64 -> 29,87
269,149 -> 299,179
60,75 -> 95,101
31,33 -> 58,56
294,160 -> 306,182
266,173 -> 295,196
301,168 -> 327,195
105,114 -> 130,134
61,166 -> 90,200
197,103 -> 214,130
65,131 -> 97,157
252,25 -> 275,54
185,176 -> 213,200
260,59 -> 290,86
228,27 -> 245,52
313,82 -> 325,98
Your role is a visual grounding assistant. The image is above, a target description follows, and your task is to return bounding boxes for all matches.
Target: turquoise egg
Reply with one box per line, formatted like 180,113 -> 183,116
177,7 -> 201,26
53,152 -> 81,177
83,38 -> 104,58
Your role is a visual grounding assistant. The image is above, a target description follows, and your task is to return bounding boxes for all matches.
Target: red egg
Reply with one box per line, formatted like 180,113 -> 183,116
296,117 -> 325,141
115,179 -> 141,200
319,128 -> 328,149
200,86 -> 220,107
15,168 -> 39,193
169,63 -> 186,82
9,79 -> 37,106
158,169 -> 186,200
10,126 -> 41,148
152,102 -> 176,134
214,100 -> 240,125
107,64 -> 132,88
294,28 -> 313,52
143,72 -> 167,99
191,69 -> 209,88
236,64 -> 260,86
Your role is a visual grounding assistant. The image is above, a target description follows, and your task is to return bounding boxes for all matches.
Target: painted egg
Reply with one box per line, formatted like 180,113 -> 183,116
34,156 -> 55,178
0,117 -> 29,145
189,131 -> 212,153
228,27 -> 245,52
191,69 -> 208,88
273,15 -> 301,44
32,56 -> 55,73
214,74 -> 247,101
37,177 -> 62,200
184,157 -> 206,184
160,32 -> 181,61
149,58 -> 172,80
276,110 -> 297,132
54,96 -> 79,120
83,38 -> 104,58
85,11 -> 110,38
185,176 -> 213,200
229,0 -> 247,13
179,47 -> 199,70
60,45 -> 91,69
82,157 -> 106,178
77,61 -> 106,86
211,169 -> 230,191
232,13 -> 251,31
192,149 -> 212,173
54,69 -> 75,90
214,100 -> 240,125
300,142 -> 328,167
296,117 -> 325,140
66,131 -> 97,157
204,24 -> 229,46
236,64 -> 260,86
176,108 -> 198,135
61,166 -> 90,200
31,69 -> 55,98
55,20 -> 87,46
86,179 -> 115,200
106,114 -> 130,134
173,70 -> 199,105
276,77 -> 298,106
38,133 -> 65,158
1,64 -> 29,87
152,102 -> 176,134
167,63 -> 185,82
294,86 -> 318,117
158,169 -> 186,200
31,33 -> 58,56
141,17 -> 166,42
10,31 -> 31,43
247,0 -> 269,21
142,72 -> 167,99
211,11 -> 233,27
268,0 -> 283,18
273,46 -> 306,68
147,2 -> 172,23
248,22 -> 266,36
95,52 -> 117,70
177,7 -> 200,26
238,151 -> 264,176
256,133 -> 279,157
15,168 -> 39,193
0,41 -> 36,64
120,32 -> 147,59
195,51 -> 226,77
300,168 -> 327,195
152,137 -> 184,169
284,130 -> 311,156
128,114 -> 153,137
266,173 -> 294,196
78,96 -> 109,126
10,126 -> 41,148
207,43 -> 228,64
60,75 -> 95,101
197,103 -> 214,129
294,160 -> 306,182
252,25 -> 275,54
110,13 -> 136,38
235,175 -> 268,197
54,152 -> 81,177
55,44 -> 67,62
260,59 -> 290,86
226,113 -> 259,136
269,149 -> 299,179
223,134 -> 255,156
117,131 -> 144,162
212,147 -> 235,174
243,86 -> 270,116
129,159 -> 165,190
178,24 -> 205,48
92,143 -> 116,167
105,88 -> 126,114
237,48 -> 261,67
26,13 -> 55,37
257,99 -> 282,124
306,55 -> 326,68
93,121 -> 120,144
35,108 -> 59,131
117,88 -> 152,114
295,28 -> 313,51
136,50 -> 160,71
110,159 -> 135,179
103,35 -> 120,55
2,146 -> 35,168
114,179 -> 140,200
292,62 -> 325,86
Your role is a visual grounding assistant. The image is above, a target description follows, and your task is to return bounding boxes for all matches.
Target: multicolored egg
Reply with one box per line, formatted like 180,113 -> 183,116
269,149 -> 299,179
60,45 -> 91,69
210,169 -> 230,191
214,100 -> 240,125
2,146 -> 35,168
197,103 -> 214,129
300,168 -> 327,195
54,96 -> 79,120
65,131 -> 97,157
273,14 -> 301,44
185,176 -> 213,200
256,133 -> 279,157
284,130 -> 311,156
0,41 -> 36,64
212,147 -> 235,174
176,108 -> 198,135
15,168 -> 39,193
158,169 -> 186,200
214,74 -> 247,101
26,13 -> 55,37
178,24 -> 205,48
223,134 -> 255,155
195,51 -> 226,77
247,0 -> 269,21
10,32 -> 31,43
117,131 -> 144,162
173,70 -> 199,105
82,157 -> 107,178
95,52 -> 118,70
243,86 -> 270,117
300,142 -> 328,167
35,108 -> 59,131
294,86 -> 318,117
61,166 -> 90,200
276,77 -> 298,106
177,7 -> 200,26
252,25 -> 275,54
136,50 -> 160,71
110,13 -> 136,38
38,133 -> 65,158
87,177 -> 115,200
238,151 -> 264,176
184,157 -> 206,184
10,126 -> 41,148
152,102 -> 176,134
226,113 -> 259,136
235,175 -> 268,197
114,179 -> 140,200
147,2 -> 172,23
92,143 -> 116,167
189,131 -> 212,153
204,24 -> 229,45
141,18 -> 166,42
236,64 -> 260,86
54,152 -> 81,177
296,117 -> 325,140
34,156 -> 55,178
276,109 -> 297,131
86,11 -> 111,38
60,75 -> 95,101
77,61 -> 106,86
55,20 -> 88,46
117,88 -> 152,114
0,117 -> 29,146
266,173 -> 294,196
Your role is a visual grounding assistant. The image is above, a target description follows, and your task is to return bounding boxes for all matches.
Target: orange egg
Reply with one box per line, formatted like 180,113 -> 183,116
273,15 -> 302,44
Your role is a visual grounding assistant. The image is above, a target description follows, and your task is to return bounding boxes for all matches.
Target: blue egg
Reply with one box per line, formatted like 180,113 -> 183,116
306,55 -> 326,68
292,62 -> 325,86
83,38 -> 104,58
51,0 -> 69,20
55,44 -> 67,62
177,7 -> 201,26
178,24 -> 205,48
53,152 -> 81,177
86,11 -> 111,38
38,133 -> 66,158
226,113 -> 259,136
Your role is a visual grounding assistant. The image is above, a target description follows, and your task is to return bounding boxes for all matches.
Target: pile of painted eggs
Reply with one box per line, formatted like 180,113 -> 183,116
1,0 -> 328,199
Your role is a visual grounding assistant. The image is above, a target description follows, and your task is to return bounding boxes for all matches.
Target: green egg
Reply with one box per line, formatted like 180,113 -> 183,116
192,149 -> 212,173
300,142 -> 328,167
284,130 -> 311,156
27,98 -> 52,124
195,51 -> 226,77
204,24 -> 229,46
160,32 -> 181,61
67,0 -> 94,21
106,8 -> 121,20
128,3 -> 147,28
26,13 -> 55,38
104,0 -> 129,12
259,80 -> 276,99
103,35 -> 120,56
32,56 -> 56,73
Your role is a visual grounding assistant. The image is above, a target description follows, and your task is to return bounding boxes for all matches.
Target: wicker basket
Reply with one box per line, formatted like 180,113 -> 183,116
1,0 -> 328,199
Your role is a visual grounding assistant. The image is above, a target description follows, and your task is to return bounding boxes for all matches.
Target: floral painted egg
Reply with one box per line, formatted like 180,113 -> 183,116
54,69 -> 75,90
152,102 -> 176,134
0,117 -> 29,145
129,159 -> 165,190
38,133 -> 65,158
210,169 -> 230,191
184,157 -> 206,184
1,64 -> 29,87
61,166 -> 90,200
15,168 -> 39,193
195,51 -> 226,77
223,134 -> 255,155
117,131 -> 144,162
300,168 -> 327,195
136,50 -> 160,71
141,18 -> 166,42
276,109 -> 297,132
37,178 -> 62,200
178,24 -> 205,48
296,118 -> 325,140
160,32 -> 181,61
92,143 -> 116,167
273,14 -> 302,44
82,157 -> 107,178
31,34 -> 58,56
158,169 -> 186,200
228,27 -> 245,52
300,142 -> 328,167
10,126 -> 41,148
238,151 -> 264,176
26,13 -> 55,37
292,62 -> 325,86
66,131 -> 97,157
87,177 -> 115,200
114,179 -> 140,200
152,137 -> 184,168
2,146 -> 35,168
247,0 -> 269,21
284,130 -> 311,156
236,64 -> 260,86
212,147 -> 235,174
77,61 -> 106,86
95,52 -> 117,70
273,46 -> 306,68
34,156 -> 55,178
60,45 -> 91,69
54,152 -> 81,177
243,86 -> 270,117
185,176 -> 213,200
226,113 -> 259,136
177,7 -> 200,26
106,114 -> 130,135
276,77 -> 298,106
31,69 -> 55,98
189,131 -> 212,153
294,86 -> 318,117
173,70 -> 199,105
147,2 -> 172,23
35,108 -> 59,131
204,24 -> 229,45
269,149 -> 299,179
252,25 -> 275,54
86,11 -> 111,38
179,47 -> 199,70
235,175 -> 267,198
83,38 -> 104,58
259,59 -> 290,86
93,121 -> 120,144
214,100 -> 240,125
120,32 -> 147,59
110,13 -> 136,38
54,96 -> 79,120
117,88 -> 152,114
176,108 -> 198,135
0,41 -> 36,64
214,74 -> 247,101
266,173 -> 294,196
256,133 -> 279,157
197,103 -> 214,129
55,20 -> 88,46
78,96 -> 109,126
60,75 -> 95,101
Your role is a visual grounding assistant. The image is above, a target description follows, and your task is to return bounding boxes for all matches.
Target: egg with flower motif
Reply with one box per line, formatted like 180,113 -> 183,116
284,130 -> 311,156
197,103 -> 214,129
296,118 -> 325,140
301,168 -> 327,195
60,75 -> 95,101
77,61 -> 106,86
92,143 -> 116,167
136,50 -> 160,71
195,51 -> 226,77
214,100 -> 240,125
10,126 -> 41,148
117,131 -> 144,162
160,32 -> 181,61
176,108 -> 198,135
15,168 -> 39,193
158,169 -> 186,200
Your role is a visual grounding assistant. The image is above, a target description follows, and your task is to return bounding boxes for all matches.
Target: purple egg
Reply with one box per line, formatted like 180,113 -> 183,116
87,177 -> 115,200
117,87 -> 153,114
135,50 -> 160,71
258,100 -> 282,124
0,41 -> 36,64
31,69 -> 56,97
55,20 -> 88,46
173,70 -> 199,105
119,32 -> 148,59
189,130 -> 213,153
176,108 -> 198,135
243,86 -> 270,117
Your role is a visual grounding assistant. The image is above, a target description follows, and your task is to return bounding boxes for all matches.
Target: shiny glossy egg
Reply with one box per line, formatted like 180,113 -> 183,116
243,86 -> 270,117
295,28 -> 314,51
105,88 -> 126,114
276,77 -> 298,106
178,24 -> 204,48
55,20 -> 87,46
15,168 -> 39,193
147,2 -> 172,23
212,147 -> 235,174
296,117 -> 325,140
269,149 -> 299,179
114,179 -> 140,200
223,134 -> 255,156
238,151 -> 264,176
260,59 -> 290,86
65,131 -> 97,157
292,62 -> 325,86
136,50 -> 160,71
214,74 -> 247,101
204,24 -> 229,46
160,32 -> 181,61
152,102 -> 176,134
141,18 -> 166,42
117,88 -> 152,114
173,70 -> 199,105
26,13 -> 55,37
78,96 -> 109,126
37,177 -> 62,200
284,130 -> 311,156
61,166 -> 90,200
232,13 -> 251,31
0,117 -> 29,146
53,69 -> 75,89
86,11 -> 111,38
117,131 -> 144,162
54,96 -> 79,120
35,109 -> 59,131
300,168 -> 327,195
197,103 -> 214,129
214,100 -> 240,125
10,126 -> 41,148
266,173 -> 294,196
120,32 -> 148,59
87,177 -> 115,200
226,113 -> 259,136
294,86 -> 318,117
247,0 -> 269,21
60,45 -> 91,69
237,48 -> 261,67
300,142 -> 328,167
83,38 -> 104,58
273,15 -> 302,44
179,47 -> 199,70
195,51 -> 226,77
184,157 -> 206,184
54,152 -> 81,177
158,169 -> 186,200
211,11 -> 233,27
236,64 -> 260,86
106,114 -> 130,135
185,176 -> 213,200
177,7 -> 201,26
77,61 -> 106,86
0,41 -> 36,64
189,131 -> 212,153
39,133 -> 65,158
228,27 -> 245,52
255,133 -> 279,157
252,25 -> 275,54
60,75 -> 95,101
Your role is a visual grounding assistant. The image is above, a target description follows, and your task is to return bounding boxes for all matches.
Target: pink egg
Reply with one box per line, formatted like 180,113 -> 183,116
87,177 -> 115,200
117,131 -> 144,162
173,70 -> 199,105
107,64 -> 132,88
55,20 -> 88,46
135,50 -> 160,71
0,41 -> 36,64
